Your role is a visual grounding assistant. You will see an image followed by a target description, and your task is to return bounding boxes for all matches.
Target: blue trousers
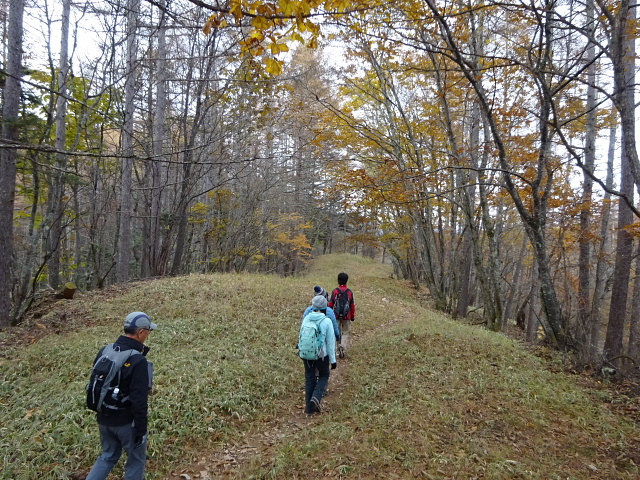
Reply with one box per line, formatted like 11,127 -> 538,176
85,423 -> 147,480
303,355 -> 330,414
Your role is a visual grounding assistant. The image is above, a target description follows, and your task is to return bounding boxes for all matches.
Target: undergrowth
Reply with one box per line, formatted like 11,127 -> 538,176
1,254 -> 639,479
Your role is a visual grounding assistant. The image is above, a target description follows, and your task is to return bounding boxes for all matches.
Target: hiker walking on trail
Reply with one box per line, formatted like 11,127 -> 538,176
298,295 -> 337,414
85,312 -> 157,480
303,286 -> 341,343
328,272 -> 356,359
314,285 -> 329,300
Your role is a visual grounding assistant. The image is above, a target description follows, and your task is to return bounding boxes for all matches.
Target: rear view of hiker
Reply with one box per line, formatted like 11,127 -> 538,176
85,312 -> 157,480
314,285 -> 329,300
303,286 -> 340,343
298,295 -> 337,414
329,272 -> 356,359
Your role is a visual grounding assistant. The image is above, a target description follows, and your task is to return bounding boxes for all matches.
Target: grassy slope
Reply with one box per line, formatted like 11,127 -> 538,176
0,254 -> 638,479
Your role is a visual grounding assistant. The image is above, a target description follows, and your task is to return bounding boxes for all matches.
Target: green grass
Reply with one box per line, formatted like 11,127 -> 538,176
1,254 -> 639,479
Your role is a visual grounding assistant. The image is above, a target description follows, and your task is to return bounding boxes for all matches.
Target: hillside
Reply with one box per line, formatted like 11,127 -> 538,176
1,254 -> 639,480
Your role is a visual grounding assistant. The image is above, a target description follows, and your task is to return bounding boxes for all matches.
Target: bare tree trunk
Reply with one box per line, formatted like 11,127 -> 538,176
475,107 -> 504,331
456,228 -> 473,319
526,265 -> 540,342
576,0 -> 597,363
503,237 -> 528,328
45,0 -> 71,290
603,3 -> 635,365
116,0 -> 140,282
604,0 -> 640,197
0,0 -> 24,325
590,125 -> 616,360
144,0 -> 167,278
604,142 -> 634,363
13,156 -> 42,323
628,241 -> 640,363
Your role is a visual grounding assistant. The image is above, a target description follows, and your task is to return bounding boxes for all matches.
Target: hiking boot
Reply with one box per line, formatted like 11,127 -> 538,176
311,396 -> 321,413
338,345 -> 346,359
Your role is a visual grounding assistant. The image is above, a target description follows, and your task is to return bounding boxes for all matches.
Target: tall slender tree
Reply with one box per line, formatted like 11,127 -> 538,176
116,0 -> 140,282
45,0 -> 71,290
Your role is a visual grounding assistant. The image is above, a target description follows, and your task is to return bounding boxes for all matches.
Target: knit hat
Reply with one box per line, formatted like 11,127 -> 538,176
124,311 -> 157,330
314,286 -> 328,298
311,295 -> 328,310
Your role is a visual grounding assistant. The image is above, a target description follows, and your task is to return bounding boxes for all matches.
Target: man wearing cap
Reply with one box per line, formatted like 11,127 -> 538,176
85,312 -> 157,480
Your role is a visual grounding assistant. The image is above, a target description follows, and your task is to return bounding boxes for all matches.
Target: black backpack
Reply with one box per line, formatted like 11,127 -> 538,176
86,344 -> 140,414
333,288 -> 351,319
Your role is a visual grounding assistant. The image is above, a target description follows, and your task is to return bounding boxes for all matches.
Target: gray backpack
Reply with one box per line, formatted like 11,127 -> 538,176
86,344 -> 140,413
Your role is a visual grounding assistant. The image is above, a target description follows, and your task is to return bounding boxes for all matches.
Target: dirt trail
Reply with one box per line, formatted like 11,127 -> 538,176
165,307 -> 412,480
164,348 -> 351,479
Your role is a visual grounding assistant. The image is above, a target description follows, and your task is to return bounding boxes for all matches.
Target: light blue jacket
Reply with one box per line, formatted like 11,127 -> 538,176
301,311 -> 337,364
302,306 -> 341,342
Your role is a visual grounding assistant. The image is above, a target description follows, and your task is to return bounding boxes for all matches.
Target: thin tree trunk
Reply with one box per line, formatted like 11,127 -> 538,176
526,265 -> 540,342
577,0 -> 597,363
456,227 -> 473,319
590,124 -> 616,360
503,236 -> 528,328
13,156 -> 41,322
142,0 -> 167,278
116,0 -> 140,282
46,0 -> 71,290
149,0 -> 167,277
628,241 -> 640,363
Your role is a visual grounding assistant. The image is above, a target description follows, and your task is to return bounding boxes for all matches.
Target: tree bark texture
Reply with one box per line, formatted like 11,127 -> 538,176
0,0 -> 25,325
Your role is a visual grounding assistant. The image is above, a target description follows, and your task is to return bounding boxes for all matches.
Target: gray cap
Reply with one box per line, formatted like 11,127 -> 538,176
311,295 -> 328,310
124,311 -> 157,330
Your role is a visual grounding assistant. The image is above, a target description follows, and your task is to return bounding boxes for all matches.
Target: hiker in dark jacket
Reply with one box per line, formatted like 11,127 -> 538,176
328,272 -> 356,359
303,286 -> 340,343
314,285 -> 329,299
85,312 -> 157,480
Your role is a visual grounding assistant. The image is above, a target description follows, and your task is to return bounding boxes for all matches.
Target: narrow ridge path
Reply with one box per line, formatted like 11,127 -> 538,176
164,300 -> 418,480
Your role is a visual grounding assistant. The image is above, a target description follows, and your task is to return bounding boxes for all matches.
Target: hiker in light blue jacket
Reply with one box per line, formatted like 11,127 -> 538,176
302,286 -> 341,343
299,295 -> 337,414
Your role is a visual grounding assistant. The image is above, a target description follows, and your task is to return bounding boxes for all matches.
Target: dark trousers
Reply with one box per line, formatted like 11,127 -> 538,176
303,355 -> 330,414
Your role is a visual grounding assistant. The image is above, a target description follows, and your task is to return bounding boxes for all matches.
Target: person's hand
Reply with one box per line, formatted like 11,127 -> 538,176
134,434 -> 147,449
331,363 -> 337,370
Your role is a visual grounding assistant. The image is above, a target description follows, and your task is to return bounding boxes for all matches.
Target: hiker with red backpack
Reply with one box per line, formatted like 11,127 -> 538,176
328,272 -> 356,359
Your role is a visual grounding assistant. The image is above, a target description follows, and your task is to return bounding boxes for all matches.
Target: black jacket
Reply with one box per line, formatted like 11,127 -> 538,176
93,335 -> 151,437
